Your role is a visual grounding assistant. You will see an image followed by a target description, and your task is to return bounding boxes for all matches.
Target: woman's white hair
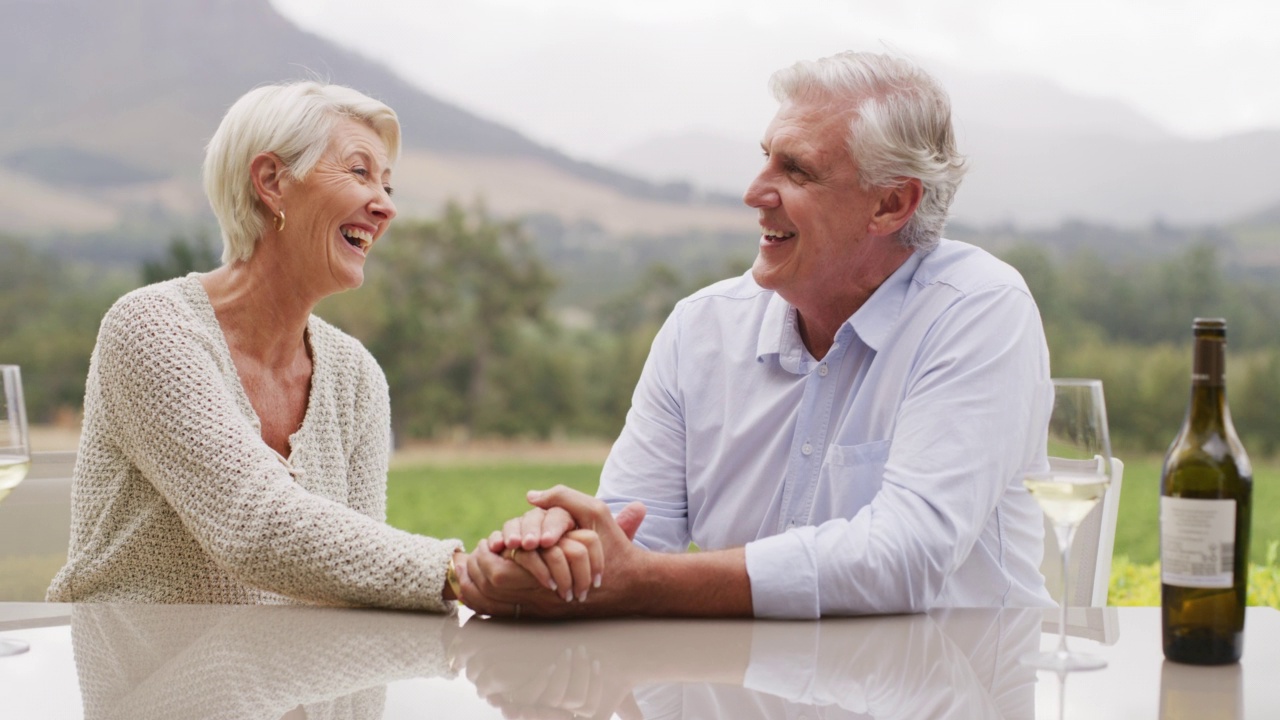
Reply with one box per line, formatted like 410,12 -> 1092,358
203,81 -> 401,264
770,51 -> 966,252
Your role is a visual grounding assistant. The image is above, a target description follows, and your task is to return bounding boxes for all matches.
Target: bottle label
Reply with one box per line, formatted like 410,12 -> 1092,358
1161,497 -> 1236,588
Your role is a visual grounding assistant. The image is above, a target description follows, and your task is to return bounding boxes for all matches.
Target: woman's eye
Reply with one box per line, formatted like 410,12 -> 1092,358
353,168 -> 369,177
383,185 -> 395,197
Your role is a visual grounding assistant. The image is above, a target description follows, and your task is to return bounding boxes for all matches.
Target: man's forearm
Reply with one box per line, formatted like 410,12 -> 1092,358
622,546 -> 753,618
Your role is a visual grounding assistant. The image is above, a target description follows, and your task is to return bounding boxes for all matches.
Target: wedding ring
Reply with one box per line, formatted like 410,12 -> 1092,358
503,547 -> 521,561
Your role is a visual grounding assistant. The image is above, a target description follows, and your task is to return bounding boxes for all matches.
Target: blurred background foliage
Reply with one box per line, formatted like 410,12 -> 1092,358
3,201 -> 1279,460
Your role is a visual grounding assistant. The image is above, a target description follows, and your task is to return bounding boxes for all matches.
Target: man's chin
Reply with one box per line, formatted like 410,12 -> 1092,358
750,260 -> 779,291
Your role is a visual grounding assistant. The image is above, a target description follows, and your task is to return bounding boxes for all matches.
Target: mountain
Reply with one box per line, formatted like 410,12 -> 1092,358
609,71 -> 1280,229
0,0 -> 752,238
610,131 -> 761,205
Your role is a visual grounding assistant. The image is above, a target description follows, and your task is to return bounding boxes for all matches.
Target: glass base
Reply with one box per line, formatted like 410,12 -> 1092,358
1021,649 -> 1106,672
0,638 -> 29,657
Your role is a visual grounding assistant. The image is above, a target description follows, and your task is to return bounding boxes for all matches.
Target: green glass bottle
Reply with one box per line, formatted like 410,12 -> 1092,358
1161,318 -> 1252,665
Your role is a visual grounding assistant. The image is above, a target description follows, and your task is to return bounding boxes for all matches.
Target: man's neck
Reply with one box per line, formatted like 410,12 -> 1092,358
791,245 -> 914,360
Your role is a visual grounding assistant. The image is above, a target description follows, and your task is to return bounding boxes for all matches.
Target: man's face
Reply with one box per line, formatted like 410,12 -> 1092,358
744,96 -> 894,314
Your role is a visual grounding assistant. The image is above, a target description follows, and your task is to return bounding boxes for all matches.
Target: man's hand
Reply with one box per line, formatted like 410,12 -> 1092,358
461,487 -> 646,618
488,505 -> 576,553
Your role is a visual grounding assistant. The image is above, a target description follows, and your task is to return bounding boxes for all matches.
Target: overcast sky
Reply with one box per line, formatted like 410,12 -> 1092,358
272,0 -> 1280,163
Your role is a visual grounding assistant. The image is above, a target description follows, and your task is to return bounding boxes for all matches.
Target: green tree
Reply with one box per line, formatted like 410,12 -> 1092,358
323,202 -> 560,441
140,233 -> 220,285
0,237 -> 123,422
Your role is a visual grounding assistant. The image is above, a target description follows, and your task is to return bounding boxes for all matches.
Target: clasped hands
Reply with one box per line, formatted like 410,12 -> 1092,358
453,485 -> 647,619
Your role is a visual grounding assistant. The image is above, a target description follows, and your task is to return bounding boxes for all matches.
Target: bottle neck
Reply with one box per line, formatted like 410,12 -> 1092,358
1191,334 -> 1226,389
1187,335 -> 1228,432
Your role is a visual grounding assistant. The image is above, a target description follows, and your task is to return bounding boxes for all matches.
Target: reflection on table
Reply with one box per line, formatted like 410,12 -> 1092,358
451,608 -> 1040,719
0,604 -> 1277,719
69,604 -> 455,720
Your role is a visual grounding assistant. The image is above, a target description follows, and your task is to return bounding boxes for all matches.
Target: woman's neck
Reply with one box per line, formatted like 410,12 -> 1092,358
199,259 -> 316,369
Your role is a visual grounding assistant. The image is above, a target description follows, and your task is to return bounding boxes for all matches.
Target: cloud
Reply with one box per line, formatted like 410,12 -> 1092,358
271,0 -> 1280,158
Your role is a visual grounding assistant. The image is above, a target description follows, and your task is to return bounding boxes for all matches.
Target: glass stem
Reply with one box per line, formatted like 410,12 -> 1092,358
1054,521 -> 1076,655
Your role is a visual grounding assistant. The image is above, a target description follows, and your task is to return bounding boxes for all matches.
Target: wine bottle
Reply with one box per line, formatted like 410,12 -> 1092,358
1161,318 -> 1252,665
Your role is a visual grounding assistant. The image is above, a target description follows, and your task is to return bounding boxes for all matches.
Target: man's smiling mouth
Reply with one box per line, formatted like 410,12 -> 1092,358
761,226 -> 796,243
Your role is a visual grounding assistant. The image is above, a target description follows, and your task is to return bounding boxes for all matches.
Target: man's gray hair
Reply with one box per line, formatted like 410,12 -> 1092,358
203,81 -> 401,264
770,51 -> 966,252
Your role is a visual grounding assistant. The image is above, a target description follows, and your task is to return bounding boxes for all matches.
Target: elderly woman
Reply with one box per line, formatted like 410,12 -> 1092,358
47,82 -> 597,610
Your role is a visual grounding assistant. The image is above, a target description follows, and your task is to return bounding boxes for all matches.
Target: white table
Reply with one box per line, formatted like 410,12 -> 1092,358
1,603 -> 1275,719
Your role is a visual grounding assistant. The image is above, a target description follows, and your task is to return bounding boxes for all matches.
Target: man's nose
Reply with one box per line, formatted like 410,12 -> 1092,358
743,172 -> 779,209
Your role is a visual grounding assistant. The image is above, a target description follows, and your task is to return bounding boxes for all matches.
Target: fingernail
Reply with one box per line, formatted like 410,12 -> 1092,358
563,589 -> 573,603
524,533 -> 537,546
527,490 -> 543,501
593,573 -> 602,589
578,589 -> 589,602
547,579 -> 558,592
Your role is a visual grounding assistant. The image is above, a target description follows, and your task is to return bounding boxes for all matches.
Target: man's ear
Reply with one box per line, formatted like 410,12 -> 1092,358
868,177 -> 923,237
249,152 -> 287,217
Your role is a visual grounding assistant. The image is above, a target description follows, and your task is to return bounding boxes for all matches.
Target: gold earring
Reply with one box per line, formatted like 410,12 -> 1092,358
274,210 -> 286,232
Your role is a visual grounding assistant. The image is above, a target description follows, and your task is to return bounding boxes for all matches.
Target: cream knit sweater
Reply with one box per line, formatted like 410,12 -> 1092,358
47,275 -> 460,610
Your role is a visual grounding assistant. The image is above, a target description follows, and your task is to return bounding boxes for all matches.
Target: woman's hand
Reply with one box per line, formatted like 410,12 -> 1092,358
462,528 -> 602,607
484,488 -> 642,603
511,528 -> 603,603
461,488 -> 647,619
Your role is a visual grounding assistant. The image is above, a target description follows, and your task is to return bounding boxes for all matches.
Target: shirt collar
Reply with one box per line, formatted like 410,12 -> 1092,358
848,250 -> 924,353
755,250 -> 926,365
756,292 -> 805,371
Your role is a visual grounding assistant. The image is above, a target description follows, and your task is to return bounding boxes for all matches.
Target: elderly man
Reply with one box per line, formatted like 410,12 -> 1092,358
461,50 -> 1054,619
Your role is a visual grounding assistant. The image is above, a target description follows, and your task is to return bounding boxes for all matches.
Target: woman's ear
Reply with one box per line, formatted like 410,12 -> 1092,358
249,152 -> 287,216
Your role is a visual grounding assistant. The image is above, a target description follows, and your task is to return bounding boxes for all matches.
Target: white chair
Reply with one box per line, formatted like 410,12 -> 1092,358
1038,456 -> 1125,608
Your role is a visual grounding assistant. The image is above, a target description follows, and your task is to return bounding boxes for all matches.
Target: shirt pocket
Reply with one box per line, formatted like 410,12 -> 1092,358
816,439 -> 892,518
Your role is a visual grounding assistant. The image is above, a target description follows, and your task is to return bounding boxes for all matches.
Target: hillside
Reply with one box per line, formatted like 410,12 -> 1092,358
609,70 -> 1280,230
0,0 -> 751,237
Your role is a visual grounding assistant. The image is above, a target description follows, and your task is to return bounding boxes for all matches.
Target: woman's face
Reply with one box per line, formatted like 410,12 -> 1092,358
277,118 -> 397,294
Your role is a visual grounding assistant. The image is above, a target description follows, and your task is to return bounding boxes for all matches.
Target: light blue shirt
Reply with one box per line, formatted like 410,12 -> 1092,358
598,239 -> 1055,618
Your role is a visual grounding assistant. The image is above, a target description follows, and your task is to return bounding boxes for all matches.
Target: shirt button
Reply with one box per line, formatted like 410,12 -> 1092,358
801,442 -> 813,456
818,364 -> 829,377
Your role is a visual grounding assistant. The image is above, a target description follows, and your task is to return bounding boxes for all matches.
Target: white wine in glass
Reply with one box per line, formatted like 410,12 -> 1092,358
1022,378 -> 1113,673
0,365 -> 31,657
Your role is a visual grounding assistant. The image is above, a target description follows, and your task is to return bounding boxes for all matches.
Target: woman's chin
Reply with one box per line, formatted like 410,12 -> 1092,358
340,270 -> 365,291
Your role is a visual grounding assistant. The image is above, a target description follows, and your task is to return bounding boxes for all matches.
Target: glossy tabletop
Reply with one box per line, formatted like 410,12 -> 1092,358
1,603 -> 1275,719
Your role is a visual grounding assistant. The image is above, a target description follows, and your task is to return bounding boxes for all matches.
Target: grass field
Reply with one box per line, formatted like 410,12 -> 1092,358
1113,454 -> 1278,565
386,454 -> 1280,607
387,454 -> 1279,564
386,463 -> 603,544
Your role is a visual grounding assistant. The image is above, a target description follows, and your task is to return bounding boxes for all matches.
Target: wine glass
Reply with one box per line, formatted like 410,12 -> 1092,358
1022,378 -> 1113,672
0,365 -> 32,657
